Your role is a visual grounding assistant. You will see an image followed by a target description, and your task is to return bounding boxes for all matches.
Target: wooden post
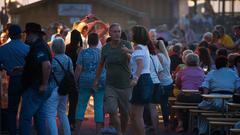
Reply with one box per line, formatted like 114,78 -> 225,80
194,0 -> 197,14
4,0 -> 7,13
218,0 -> 220,14
232,0 -> 235,16
222,0 -> 225,16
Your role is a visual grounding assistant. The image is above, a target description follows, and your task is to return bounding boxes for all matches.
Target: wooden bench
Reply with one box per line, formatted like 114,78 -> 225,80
206,117 -> 240,122
181,89 -> 199,93
201,112 -> 240,118
168,97 -> 177,125
208,121 -> 236,135
201,112 -> 224,117
172,105 -> 198,109
188,109 -> 217,133
171,105 -> 198,131
174,102 -> 198,106
168,97 -> 177,102
227,103 -> 240,114
230,128 -> 240,135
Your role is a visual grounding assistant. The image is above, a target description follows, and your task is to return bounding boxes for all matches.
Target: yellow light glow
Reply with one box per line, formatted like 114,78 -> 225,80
188,1 -> 195,7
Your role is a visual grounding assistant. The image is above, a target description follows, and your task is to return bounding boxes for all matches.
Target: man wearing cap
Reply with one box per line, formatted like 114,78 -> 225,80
0,24 -> 29,135
19,22 -> 52,135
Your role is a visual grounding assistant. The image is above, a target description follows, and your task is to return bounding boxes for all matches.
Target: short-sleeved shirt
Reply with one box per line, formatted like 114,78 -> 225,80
131,44 -> 151,75
52,54 -> 73,86
77,48 -> 106,89
176,66 -> 205,90
0,39 -> 29,76
158,53 -> 173,85
202,67 -> 239,93
22,38 -> 52,88
220,34 -> 234,49
102,40 -> 132,89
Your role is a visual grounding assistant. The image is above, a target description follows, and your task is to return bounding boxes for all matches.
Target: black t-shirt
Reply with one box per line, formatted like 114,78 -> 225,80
65,44 -> 79,70
22,38 -> 52,89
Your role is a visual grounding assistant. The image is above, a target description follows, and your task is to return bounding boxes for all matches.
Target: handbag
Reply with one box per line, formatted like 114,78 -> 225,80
150,56 -> 166,103
52,58 -> 77,96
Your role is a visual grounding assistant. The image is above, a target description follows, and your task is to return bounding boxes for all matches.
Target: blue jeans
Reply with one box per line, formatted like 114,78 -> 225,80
75,87 -> 104,123
158,84 -> 173,127
19,84 -> 52,135
7,75 -> 22,135
44,87 -> 71,135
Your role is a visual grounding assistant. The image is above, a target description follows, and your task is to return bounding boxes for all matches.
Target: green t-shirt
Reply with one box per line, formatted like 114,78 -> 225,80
102,40 -> 132,89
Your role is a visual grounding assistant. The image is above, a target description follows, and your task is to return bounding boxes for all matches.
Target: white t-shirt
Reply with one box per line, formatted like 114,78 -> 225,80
64,31 -> 71,45
158,53 -> 173,85
131,44 -> 151,76
150,55 -> 163,84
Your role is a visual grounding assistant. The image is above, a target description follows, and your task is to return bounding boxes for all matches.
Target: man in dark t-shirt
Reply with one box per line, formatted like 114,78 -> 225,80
19,23 -> 52,135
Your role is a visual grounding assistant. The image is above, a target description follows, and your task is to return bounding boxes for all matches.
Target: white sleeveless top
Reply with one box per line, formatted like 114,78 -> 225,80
131,44 -> 151,76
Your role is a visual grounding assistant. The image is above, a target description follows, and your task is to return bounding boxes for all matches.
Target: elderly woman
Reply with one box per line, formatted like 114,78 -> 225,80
45,37 -> 73,135
172,49 -> 193,80
74,33 -> 105,135
175,53 -> 205,132
198,56 -> 240,135
176,53 -> 204,100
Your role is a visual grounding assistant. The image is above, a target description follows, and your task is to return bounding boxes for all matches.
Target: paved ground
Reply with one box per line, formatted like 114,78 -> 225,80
1,100 -> 197,135
0,113 -> 197,135
72,117 -> 196,135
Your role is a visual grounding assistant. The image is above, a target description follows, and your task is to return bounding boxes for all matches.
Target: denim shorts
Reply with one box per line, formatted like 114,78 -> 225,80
130,74 -> 153,105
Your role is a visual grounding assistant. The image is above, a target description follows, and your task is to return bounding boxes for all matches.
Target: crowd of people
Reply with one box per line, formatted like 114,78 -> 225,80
0,13 -> 240,135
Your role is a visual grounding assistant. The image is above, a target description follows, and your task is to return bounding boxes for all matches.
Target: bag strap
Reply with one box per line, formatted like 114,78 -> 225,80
54,58 -> 67,72
67,57 -> 71,71
150,55 -> 161,81
52,71 -> 60,86
52,57 -> 69,86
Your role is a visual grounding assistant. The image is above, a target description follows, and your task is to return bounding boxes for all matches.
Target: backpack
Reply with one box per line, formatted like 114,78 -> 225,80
52,58 -> 77,95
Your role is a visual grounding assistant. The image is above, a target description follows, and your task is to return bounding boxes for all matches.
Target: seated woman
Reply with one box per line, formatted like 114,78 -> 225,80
172,49 -> 193,80
198,56 -> 240,135
175,53 -> 205,132
176,53 -> 205,102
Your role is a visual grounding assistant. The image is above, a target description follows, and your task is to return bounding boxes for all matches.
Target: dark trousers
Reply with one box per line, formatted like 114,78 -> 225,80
7,76 -> 22,135
143,105 -> 152,126
158,84 -> 173,127
68,90 -> 79,126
